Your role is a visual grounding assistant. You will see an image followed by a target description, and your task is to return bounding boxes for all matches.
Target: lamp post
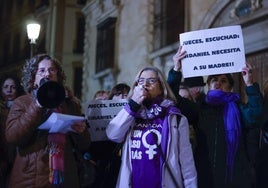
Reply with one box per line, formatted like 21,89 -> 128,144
26,23 -> 41,58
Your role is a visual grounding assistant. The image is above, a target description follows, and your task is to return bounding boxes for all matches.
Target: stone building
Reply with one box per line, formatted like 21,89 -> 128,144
0,0 -> 86,99
0,0 -> 267,111
81,0 -> 268,108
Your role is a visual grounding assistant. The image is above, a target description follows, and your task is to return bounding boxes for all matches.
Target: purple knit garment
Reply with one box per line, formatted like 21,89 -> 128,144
206,90 -> 241,182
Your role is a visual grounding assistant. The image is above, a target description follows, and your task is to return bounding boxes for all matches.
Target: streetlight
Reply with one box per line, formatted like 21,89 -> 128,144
26,22 -> 41,58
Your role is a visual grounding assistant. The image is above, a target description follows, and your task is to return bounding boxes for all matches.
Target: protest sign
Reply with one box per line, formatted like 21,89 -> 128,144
85,99 -> 128,141
179,25 -> 246,78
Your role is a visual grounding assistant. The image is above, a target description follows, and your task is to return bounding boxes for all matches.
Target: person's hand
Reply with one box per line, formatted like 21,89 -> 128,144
131,85 -> 148,104
172,46 -> 187,72
242,62 -> 253,86
71,121 -> 87,134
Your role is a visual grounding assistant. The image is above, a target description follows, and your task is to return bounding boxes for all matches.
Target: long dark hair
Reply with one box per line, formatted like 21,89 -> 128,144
0,74 -> 25,100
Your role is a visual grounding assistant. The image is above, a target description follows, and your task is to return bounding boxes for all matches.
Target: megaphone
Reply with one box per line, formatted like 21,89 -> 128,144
37,78 -> 65,108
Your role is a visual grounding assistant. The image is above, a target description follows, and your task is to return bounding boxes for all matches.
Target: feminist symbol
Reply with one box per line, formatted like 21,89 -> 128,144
142,129 -> 161,160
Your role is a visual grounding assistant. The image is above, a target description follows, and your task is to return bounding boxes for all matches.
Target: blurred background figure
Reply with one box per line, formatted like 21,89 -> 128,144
94,90 -> 110,100
91,83 -> 130,188
0,74 -> 25,187
108,83 -> 130,100
256,79 -> 268,188
180,76 -> 206,103
179,85 -> 193,101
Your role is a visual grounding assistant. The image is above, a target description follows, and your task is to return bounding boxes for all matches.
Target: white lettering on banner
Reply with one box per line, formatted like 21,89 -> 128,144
131,150 -> 142,159
131,140 -> 141,148
136,123 -> 162,129
142,129 -> 161,160
133,130 -> 142,138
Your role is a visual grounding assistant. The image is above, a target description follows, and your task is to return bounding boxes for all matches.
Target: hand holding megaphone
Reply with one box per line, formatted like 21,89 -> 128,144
36,78 -> 66,108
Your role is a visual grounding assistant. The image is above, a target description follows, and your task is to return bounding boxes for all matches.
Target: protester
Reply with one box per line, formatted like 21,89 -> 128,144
167,46 -> 206,149
167,47 -> 204,129
108,83 -> 130,100
168,46 -> 262,188
0,74 -> 25,187
5,54 -> 90,188
94,90 -> 110,100
256,79 -> 268,188
91,83 -> 130,188
180,76 -> 206,102
106,66 -> 197,188
178,85 -> 193,101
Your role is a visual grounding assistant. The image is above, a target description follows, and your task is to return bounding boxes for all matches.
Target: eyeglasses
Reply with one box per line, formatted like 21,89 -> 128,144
137,77 -> 159,85
37,67 -> 57,76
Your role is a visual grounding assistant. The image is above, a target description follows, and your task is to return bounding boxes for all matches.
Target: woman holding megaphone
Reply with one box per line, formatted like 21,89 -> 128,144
5,54 -> 90,188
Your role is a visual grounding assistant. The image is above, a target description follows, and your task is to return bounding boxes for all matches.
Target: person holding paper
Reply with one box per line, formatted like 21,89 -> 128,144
167,46 -> 204,130
5,54 -> 90,188
91,83 -> 130,188
168,46 -> 262,188
106,66 -> 197,188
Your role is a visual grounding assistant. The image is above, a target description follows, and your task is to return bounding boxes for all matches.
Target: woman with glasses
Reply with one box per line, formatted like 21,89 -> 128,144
106,66 -> 197,188
5,54 -> 90,188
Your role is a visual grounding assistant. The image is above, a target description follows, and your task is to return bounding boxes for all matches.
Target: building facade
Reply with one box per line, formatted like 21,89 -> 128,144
0,0 -> 267,112
81,0 -> 268,108
0,0 -> 85,99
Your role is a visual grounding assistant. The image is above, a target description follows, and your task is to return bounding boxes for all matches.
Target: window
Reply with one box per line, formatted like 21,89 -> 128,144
74,65 -> 83,99
73,13 -> 85,54
153,0 -> 184,50
95,17 -> 116,73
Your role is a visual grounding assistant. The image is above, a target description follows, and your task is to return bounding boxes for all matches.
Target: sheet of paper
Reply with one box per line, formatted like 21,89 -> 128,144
39,112 -> 84,133
179,25 -> 246,78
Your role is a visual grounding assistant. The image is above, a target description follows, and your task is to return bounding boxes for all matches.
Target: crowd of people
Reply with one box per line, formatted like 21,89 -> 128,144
0,46 -> 267,188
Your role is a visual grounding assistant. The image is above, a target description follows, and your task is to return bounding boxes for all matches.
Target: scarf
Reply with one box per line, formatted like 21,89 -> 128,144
132,98 -> 181,164
47,105 -> 65,186
48,133 -> 66,186
206,90 -> 241,182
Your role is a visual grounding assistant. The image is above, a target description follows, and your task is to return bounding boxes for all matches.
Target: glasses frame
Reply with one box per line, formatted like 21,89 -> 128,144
36,67 -> 58,76
137,77 -> 159,85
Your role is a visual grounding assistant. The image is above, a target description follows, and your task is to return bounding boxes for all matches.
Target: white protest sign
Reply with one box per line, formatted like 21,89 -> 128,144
85,99 -> 128,141
179,25 -> 246,78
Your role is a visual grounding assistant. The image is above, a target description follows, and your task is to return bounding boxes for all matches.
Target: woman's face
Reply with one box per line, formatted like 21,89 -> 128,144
208,74 -> 232,92
34,59 -> 58,88
138,70 -> 162,99
1,78 -> 17,101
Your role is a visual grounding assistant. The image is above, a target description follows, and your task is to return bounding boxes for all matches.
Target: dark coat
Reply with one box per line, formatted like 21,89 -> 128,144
196,102 -> 254,188
167,69 -> 262,188
0,100 -> 16,187
5,94 -> 90,188
167,69 -> 200,128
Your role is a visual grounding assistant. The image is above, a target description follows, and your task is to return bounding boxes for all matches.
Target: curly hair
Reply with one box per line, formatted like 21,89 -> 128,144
0,74 -> 25,100
22,54 -> 66,93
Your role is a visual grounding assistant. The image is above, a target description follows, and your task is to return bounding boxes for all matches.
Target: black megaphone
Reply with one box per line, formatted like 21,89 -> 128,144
37,78 -> 65,108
